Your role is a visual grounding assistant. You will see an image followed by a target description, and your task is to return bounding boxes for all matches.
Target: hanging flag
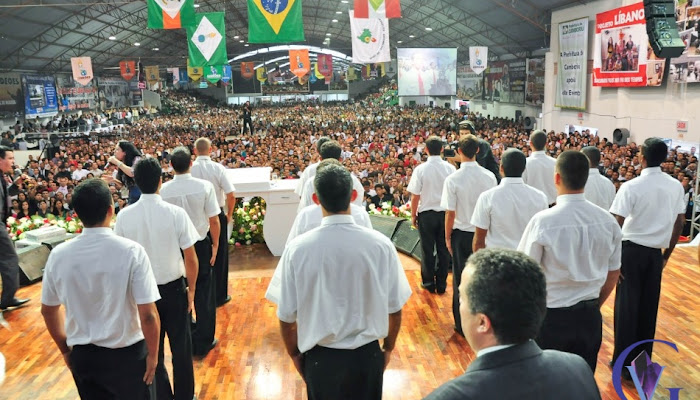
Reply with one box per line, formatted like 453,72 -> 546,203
199,81 -> 208,88
354,0 -> 401,19
221,65 -> 232,85
347,66 -> 357,81
137,62 -> 146,88
147,0 -> 195,29
310,72 -> 317,83
178,69 -> 189,84
167,67 -> 180,85
187,60 -> 203,81
317,54 -> 333,78
248,0 -> 304,43
70,57 -> 93,85
241,62 -> 255,79
145,66 -> 160,85
314,62 -> 325,79
120,61 -> 136,81
361,64 -> 371,79
470,47 -> 488,75
298,73 -> 309,85
289,49 -> 310,79
256,67 -> 267,82
187,12 -> 227,66
349,11 -> 390,63
205,65 -> 224,83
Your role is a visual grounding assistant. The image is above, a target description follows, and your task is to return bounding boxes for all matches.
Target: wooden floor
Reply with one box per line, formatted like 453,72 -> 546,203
0,245 -> 698,399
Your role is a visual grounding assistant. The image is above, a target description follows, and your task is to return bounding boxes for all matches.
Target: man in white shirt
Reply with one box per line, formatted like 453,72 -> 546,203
161,146 -> 221,358
518,151 -> 621,372
441,134 -> 497,336
191,137 -> 236,307
581,146 -> 616,210
294,136 -> 330,197
407,136 -> 456,294
472,148 -> 548,252
266,164 -> 411,400
41,179 -> 161,399
115,158 -> 200,400
610,138 -> 686,375
522,130 -> 557,206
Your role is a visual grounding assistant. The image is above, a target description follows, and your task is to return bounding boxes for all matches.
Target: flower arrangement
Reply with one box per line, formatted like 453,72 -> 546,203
5,214 -> 84,241
229,197 -> 266,246
368,201 -> 412,221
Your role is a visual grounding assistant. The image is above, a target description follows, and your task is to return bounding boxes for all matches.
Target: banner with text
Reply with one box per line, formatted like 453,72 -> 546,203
556,17 -> 588,109
71,57 -> 94,86
22,74 -> 58,118
56,74 -> 98,111
525,58 -> 545,107
456,66 -> 482,100
0,73 -> 23,118
98,77 -> 131,109
469,46 -> 488,75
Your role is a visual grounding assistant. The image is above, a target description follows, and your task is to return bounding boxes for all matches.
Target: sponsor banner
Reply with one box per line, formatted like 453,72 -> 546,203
22,74 -> 59,118
289,49 -> 310,78
55,74 -> 98,111
556,17 -> 588,109
0,73 -> 23,118
71,57 -> 94,85
469,46 -> 488,75
525,58 -> 545,107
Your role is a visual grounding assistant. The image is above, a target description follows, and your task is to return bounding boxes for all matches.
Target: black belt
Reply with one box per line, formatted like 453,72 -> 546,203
550,298 -> 599,311
157,276 -> 185,290
622,241 -> 661,251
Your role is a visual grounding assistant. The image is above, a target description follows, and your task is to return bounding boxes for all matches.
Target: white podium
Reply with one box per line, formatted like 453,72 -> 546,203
226,167 -> 300,256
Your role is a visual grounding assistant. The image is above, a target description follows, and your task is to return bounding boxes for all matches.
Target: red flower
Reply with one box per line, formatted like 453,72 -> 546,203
66,217 -> 72,222
16,230 -> 22,235
44,219 -> 49,223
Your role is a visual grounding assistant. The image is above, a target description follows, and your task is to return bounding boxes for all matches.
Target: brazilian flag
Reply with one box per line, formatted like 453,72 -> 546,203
248,0 -> 305,43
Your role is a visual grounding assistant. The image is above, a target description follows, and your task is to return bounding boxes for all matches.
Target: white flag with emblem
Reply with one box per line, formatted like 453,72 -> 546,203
469,47 -> 488,75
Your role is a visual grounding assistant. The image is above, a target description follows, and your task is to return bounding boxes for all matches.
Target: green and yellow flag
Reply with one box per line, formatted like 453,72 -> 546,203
205,65 -> 224,84
248,0 -> 305,43
147,0 -> 195,29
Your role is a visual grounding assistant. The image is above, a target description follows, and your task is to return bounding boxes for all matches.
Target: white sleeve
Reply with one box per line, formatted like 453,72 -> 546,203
470,193 -> 491,230
177,209 -> 200,249
440,178 -> 456,211
274,249 -> 298,323
609,184 -> 633,217
204,184 -> 220,218
517,219 -> 544,266
129,245 -> 161,305
386,245 -> 412,313
406,168 -> 421,195
40,252 -> 61,306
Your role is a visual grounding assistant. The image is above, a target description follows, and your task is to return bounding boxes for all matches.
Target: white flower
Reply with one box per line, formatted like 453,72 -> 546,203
369,204 -> 376,210
6,217 -> 16,225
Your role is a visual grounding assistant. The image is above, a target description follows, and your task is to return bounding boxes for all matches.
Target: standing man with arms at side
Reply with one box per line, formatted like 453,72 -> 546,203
161,146 -> 221,358
518,151 -> 621,372
581,146 -> 616,210
471,148 -> 548,252
407,136 -> 455,294
266,164 -> 411,400
191,137 -> 236,307
441,134 -> 497,336
115,158 -> 200,400
241,101 -> 253,134
522,130 -> 557,206
41,179 -> 161,399
610,138 -> 685,376
0,145 -> 29,311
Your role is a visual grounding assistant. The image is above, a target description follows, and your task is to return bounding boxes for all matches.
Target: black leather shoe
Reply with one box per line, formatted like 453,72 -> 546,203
0,298 -> 29,310
193,339 -> 219,358
436,288 -> 446,294
420,283 -> 436,293
216,296 -> 231,307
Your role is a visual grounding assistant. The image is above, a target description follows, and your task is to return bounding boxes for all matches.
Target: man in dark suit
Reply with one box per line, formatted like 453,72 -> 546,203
424,248 -> 600,400
458,120 -> 501,182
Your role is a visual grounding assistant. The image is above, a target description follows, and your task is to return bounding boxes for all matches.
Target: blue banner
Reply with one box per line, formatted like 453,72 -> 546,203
221,65 -> 232,84
22,74 -> 58,118
178,69 -> 189,84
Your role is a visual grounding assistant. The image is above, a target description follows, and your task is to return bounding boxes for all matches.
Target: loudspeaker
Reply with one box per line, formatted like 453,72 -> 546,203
17,244 -> 49,286
444,102 -> 451,108
613,128 -> 630,145
523,116 -> 535,131
391,222 -> 421,254
515,110 -> 523,121
644,0 -> 685,58
369,215 -> 403,239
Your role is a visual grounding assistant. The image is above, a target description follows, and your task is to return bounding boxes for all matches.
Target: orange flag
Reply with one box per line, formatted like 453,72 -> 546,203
289,49 -> 310,79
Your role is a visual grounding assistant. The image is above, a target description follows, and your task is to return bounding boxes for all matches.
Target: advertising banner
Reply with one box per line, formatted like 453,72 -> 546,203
669,2 -> 700,83
22,74 -> 59,118
525,58 -> 546,107
456,66 -> 482,100
0,73 -> 23,118
55,74 -> 98,111
556,17 -> 588,109
98,77 -> 131,109
71,57 -> 94,86
469,46 -> 488,75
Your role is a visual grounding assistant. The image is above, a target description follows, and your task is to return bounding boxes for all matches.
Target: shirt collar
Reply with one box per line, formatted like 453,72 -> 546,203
460,161 -> 478,169
138,193 -> 161,202
641,166 -> 662,176
81,227 -> 113,235
500,177 -> 523,185
173,173 -> 192,180
427,155 -> 442,163
555,193 -> 586,204
320,214 -> 356,226
532,150 -> 546,155
196,156 -> 211,161
589,168 -> 600,175
476,343 -> 516,358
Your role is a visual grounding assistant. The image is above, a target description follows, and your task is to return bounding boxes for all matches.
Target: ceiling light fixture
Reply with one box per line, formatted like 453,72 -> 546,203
244,44 -> 249,47
152,47 -> 159,51
341,0 -> 348,3
336,11 -> 342,14
194,4 -> 200,8
397,40 -> 403,44
409,35 -> 415,38
234,35 -> 240,39
239,40 -> 244,43
108,36 -> 116,40
425,27 -> 432,31
134,42 -> 141,46
326,33 -> 332,36
332,19 -> 338,22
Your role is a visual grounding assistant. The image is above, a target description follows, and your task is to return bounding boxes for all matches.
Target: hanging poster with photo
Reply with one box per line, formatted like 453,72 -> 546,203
56,74 -> 98,111
456,66 -> 482,100
0,73 -> 23,118
525,58 -> 545,106
669,2 -> 700,83
22,74 -> 59,118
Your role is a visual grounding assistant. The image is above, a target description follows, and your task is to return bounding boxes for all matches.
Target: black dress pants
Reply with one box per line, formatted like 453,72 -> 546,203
451,229 -> 474,333
242,118 -> 253,134
214,210 -> 229,305
69,340 -> 155,400
418,210 -> 450,292
536,299 -> 602,372
0,224 -> 19,305
192,237 -> 216,354
613,241 -> 664,367
155,277 -> 194,400
304,341 -> 384,400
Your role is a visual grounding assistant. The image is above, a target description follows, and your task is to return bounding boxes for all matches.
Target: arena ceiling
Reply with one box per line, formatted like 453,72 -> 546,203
0,0 -> 584,74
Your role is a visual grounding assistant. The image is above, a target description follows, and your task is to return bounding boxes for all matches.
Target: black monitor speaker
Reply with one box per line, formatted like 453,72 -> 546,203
17,244 -> 49,286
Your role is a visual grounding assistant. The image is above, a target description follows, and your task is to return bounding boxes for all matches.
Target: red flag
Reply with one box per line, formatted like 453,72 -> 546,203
354,0 -> 401,18
241,62 -> 255,79
120,61 -> 136,81
317,54 -> 333,78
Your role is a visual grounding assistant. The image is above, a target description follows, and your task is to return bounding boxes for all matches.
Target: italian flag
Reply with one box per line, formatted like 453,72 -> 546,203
354,0 -> 401,19
147,0 -> 196,30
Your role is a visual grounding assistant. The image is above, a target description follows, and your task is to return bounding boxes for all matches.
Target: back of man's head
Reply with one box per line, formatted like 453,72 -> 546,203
314,163 -> 352,213
319,140 -> 342,161
501,148 -> 527,177
316,136 -> 331,153
530,130 -> 547,151
194,137 -> 211,156
73,178 -> 112,227
425,136 -> 443,156
642,137 -> 667,167
458,134 -> 479,159
464,248 -> 546,345
580,146 -> 601,168
556,150 -> 589,190
170,146 -> 192,174
134,157 -> 162,194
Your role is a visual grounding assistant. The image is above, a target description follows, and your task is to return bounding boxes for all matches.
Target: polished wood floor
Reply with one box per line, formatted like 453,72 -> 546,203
0,245 -> 698,399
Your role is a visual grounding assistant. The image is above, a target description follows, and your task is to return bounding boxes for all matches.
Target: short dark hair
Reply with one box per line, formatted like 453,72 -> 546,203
642,137 -> 668,167
134,157 -> 162,194
555,150 -> 589,190
0,145 -> 12,160
458,134 -> 479,159
316,136 -> 331,153
319,140 -> 342,161
425,136 -> 443,156
500,148 -> 526,177
170,146 -> 191,173
314,164 -> 352,213
580,146 -> 601,168
530,130 -> 547,151
466,248 -> 546,344
72,178 -> 113,227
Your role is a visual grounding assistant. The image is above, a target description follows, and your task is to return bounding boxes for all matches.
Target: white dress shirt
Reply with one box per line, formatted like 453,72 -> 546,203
266,215 -> 412,353
518,194 -> 622,308
522,151 -> 557,204
584,169 -> 616,210
287,204 -> 372,245
41,228 -> 160,348
115,194 -> 200,285
298,172 -> 364,211
161,174 -> 220,241
471,177 -> 548,249
191,156 -> 236,208
407,156 -> 456,213
295,161 -> 319,196
610,167 -> 686,249
441,161 -> 497,232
